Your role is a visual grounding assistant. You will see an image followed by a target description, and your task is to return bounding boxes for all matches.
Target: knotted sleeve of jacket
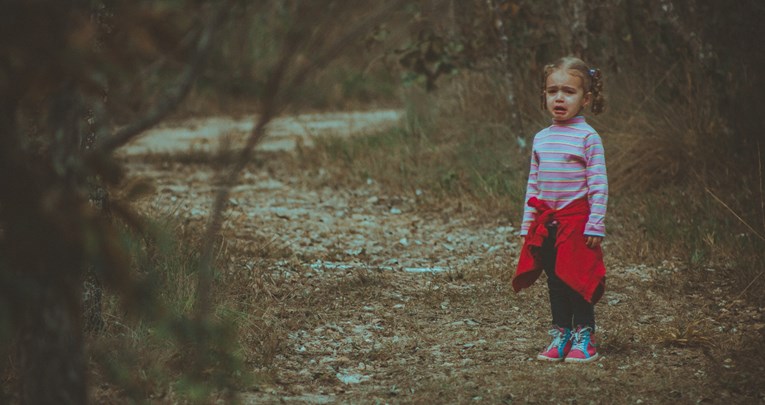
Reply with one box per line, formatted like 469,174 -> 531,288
512,197 -> 606,304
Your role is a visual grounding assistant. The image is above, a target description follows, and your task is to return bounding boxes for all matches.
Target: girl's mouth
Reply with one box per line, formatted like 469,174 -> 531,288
553,106 -> 567,114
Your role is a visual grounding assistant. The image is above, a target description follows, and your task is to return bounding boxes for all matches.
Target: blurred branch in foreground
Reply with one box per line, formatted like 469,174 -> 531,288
194,0 -> 408,320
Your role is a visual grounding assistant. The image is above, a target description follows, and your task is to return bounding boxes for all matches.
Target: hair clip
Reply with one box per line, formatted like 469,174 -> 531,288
588,68 -> 597,77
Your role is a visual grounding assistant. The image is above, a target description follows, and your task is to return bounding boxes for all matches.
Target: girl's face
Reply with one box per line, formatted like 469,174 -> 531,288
545,69 -> 591,122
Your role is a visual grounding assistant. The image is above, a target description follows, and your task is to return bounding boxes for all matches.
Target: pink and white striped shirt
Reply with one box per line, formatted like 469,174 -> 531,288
520,116 -> 608,237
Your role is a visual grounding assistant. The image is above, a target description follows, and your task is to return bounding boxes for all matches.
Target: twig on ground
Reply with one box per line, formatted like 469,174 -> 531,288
705,187 -> 765,242
729,270 -> 764,307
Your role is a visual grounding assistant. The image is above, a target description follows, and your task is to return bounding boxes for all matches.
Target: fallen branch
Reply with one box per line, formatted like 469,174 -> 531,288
729,270 -> 764,306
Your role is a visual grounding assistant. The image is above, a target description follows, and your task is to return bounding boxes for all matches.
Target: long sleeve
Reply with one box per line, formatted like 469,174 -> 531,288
520,149 -> 539,236
583,132 -> 608,236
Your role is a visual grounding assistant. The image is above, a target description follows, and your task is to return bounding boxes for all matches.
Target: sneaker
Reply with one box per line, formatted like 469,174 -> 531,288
537,326 -> 572,361
565,325 -> 599,363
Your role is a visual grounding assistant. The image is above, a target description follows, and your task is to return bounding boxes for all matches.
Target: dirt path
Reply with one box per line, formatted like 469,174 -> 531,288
120,110 -> 402,155
125,111 -> 763,404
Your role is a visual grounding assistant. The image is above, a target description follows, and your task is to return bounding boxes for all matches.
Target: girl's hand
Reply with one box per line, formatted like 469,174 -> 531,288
585,235 -> 602,248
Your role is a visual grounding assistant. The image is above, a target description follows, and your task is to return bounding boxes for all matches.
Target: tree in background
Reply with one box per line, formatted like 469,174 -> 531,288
389,0 -> 765,190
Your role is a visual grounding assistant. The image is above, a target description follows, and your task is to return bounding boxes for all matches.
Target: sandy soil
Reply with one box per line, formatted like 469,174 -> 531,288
123,111 -> 764,404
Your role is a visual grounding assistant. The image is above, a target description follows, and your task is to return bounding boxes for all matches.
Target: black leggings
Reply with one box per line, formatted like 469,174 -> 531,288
540,225 -> 595,331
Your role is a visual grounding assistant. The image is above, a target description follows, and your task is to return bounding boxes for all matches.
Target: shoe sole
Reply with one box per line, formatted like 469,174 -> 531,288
564,353 -> 599,363
536,354 -> 566,362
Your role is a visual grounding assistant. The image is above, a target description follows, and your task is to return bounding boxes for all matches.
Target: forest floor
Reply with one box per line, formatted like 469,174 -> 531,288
122,111 -> 764,404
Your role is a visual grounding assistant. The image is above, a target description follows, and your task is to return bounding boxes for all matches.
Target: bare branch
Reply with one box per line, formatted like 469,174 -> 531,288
193,36 -> 299,319
192,0 -> 407,319
93,4 -> 228,154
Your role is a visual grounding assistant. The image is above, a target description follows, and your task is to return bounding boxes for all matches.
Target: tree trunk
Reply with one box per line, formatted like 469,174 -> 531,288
570,0 -> 588,56
1,154 -> 89,405
19,279 -> 86,405
0,84 -> 90,405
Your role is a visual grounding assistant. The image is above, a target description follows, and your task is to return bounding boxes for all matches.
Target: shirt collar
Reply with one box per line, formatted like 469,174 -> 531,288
552,116 -> 586,126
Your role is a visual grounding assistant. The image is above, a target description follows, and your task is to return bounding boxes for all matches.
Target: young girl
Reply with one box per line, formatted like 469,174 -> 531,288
512,56 -> 607,363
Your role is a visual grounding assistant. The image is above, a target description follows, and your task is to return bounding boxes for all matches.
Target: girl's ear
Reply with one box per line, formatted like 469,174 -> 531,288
583,91 -> 593,107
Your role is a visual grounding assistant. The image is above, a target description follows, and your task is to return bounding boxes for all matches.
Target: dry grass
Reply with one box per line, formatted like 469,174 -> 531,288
287,72 -> 532,226
285,61 -> 765,307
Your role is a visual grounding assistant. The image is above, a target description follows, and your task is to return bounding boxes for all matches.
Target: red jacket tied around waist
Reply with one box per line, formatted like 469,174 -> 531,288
513,197 -> 606,304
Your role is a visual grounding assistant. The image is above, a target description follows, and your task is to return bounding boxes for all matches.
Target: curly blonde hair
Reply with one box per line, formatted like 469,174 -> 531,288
540,56 -> 605,115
